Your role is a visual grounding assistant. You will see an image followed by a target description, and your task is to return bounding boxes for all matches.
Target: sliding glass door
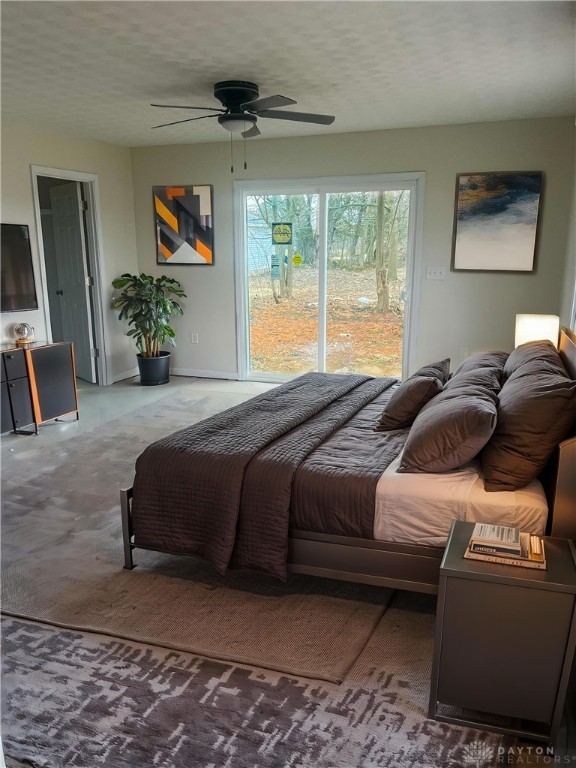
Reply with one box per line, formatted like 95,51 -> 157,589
245,193 -> 320,376
325,190 -> 410,377
235,175 -> 423,381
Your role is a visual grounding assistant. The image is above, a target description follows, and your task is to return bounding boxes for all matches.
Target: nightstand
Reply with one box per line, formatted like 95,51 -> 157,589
429,520 -> 576,744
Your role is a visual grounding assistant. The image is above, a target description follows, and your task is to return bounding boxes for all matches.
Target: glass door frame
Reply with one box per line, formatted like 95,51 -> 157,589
234,173 -> 425,382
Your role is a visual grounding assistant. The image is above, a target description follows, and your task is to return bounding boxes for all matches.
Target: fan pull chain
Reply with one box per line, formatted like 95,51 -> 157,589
243,136 -> 247,170
230,133 -> 234,174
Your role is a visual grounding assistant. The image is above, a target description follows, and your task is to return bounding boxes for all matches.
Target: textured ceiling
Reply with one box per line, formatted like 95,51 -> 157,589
1,1 -> 574,147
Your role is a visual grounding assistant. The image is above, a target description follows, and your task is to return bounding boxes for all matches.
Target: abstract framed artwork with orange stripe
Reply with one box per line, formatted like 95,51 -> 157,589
153,185 -> 214,265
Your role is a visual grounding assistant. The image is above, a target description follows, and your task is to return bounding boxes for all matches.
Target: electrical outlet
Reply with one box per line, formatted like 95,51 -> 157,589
426,266 -> 446,280
190,332 -> 199,344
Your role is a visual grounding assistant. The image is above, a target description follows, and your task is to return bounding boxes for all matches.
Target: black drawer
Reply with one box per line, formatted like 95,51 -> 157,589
3,350 -> 27,380
1,356 -> 6,383
1,381 -> 12,433
7,377 -> 34,428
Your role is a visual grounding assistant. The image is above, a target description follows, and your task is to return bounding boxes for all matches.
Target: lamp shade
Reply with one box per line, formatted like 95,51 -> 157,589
218,114 -> 256,134
514,314 -> 560,348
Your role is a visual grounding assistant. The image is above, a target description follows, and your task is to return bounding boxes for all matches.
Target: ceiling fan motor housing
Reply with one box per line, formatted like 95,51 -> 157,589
213,80 -> 260,111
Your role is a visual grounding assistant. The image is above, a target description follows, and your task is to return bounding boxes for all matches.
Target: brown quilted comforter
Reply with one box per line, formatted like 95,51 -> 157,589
132,372 -> 403,579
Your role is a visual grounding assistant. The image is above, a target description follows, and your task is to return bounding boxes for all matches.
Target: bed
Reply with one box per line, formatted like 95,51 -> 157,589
121,328 -> 576,594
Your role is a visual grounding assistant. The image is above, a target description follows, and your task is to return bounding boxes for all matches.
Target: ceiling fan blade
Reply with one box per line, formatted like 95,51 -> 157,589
150,104 -> 224,112
258,109 -> 335,125
242,123 -> 261,139
242,95 -> 296,112
151,114 -> 221,129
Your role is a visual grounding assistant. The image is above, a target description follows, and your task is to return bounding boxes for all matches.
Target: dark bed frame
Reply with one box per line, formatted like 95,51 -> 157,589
120,328 -> 576,595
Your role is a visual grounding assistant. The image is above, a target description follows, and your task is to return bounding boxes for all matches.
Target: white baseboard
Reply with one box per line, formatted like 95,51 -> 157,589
170,367 -> 240,380
111,367 -> 240,383
111,367 -> 139,383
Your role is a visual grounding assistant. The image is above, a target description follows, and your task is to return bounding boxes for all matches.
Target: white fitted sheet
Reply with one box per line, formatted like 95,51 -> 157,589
374,453 -> 548,547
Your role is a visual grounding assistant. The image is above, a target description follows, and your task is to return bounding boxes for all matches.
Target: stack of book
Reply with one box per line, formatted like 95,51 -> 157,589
464,523 -> 546,570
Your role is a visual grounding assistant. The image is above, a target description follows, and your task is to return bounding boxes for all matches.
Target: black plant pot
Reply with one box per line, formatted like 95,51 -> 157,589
137,351 -> 171,386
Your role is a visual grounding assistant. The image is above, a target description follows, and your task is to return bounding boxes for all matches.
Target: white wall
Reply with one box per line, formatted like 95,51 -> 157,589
4,118 -> 570,383
560,154 -> 576,330
131,117 -> 574,376
1,122 -> 139,382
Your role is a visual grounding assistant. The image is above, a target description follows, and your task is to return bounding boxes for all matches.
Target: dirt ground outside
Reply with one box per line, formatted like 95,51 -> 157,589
248,266 -> 404,378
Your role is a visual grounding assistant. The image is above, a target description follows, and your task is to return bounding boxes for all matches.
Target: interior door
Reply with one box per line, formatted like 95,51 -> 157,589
49,183 -> 96,383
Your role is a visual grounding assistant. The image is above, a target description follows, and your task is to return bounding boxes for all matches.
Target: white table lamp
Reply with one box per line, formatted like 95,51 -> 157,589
515,314 -> 560,348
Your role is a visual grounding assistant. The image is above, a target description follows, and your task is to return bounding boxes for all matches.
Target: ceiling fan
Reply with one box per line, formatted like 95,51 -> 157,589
151,80 -> 335,138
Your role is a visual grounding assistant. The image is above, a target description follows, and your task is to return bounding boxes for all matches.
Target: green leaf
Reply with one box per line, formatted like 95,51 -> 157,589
112,277 -> 131,288
111,272 -> 185,355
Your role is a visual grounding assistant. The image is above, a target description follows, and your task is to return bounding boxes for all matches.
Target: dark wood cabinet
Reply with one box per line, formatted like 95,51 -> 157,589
0,342 -> 78,434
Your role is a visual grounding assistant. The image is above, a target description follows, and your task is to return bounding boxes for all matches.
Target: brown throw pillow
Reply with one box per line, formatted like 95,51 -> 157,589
413,358 -> 451,384
445,367 -> 502,393
504,357 -> 569,382
375,358 -> 450,431
398,385 -> 498,473
503,340 -> 567,379
453,351 -> 509,377
482,371 -> 576,491
375,375 -> 443,431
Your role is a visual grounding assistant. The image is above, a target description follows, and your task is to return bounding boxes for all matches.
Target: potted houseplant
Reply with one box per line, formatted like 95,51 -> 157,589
112,273 -> 186,385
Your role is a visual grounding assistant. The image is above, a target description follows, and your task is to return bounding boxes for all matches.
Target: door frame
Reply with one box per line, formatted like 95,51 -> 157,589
31,165 -> 109,386
233,173 -> 425,381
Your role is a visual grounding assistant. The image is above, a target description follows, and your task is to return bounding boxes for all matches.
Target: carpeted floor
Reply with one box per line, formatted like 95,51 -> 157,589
2,592 -> 522,768
1,379 -> 569,767
2,546 -> 393,684
1,389 -> 392,682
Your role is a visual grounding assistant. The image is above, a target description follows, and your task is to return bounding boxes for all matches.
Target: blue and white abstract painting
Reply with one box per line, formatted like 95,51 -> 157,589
452,172 -> 542,271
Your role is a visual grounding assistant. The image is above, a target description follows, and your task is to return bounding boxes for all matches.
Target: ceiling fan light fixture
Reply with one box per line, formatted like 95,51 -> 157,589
152,81 -> 335,136
218,114 -> 256,134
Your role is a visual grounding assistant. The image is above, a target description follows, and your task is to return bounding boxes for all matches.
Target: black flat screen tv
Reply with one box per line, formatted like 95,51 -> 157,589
1,223 -> 39,312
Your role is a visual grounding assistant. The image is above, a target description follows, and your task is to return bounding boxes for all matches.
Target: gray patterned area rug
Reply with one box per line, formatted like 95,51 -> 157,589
1,385 -> 530,767
1,593 -> 519,768
1,390 -> 391,683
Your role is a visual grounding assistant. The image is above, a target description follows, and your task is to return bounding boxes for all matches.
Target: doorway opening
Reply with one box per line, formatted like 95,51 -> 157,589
32,168 -> 107,385
235,174 -> 424,381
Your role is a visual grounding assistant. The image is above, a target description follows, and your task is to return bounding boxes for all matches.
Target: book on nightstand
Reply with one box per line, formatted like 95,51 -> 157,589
464,524 -> 546,570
